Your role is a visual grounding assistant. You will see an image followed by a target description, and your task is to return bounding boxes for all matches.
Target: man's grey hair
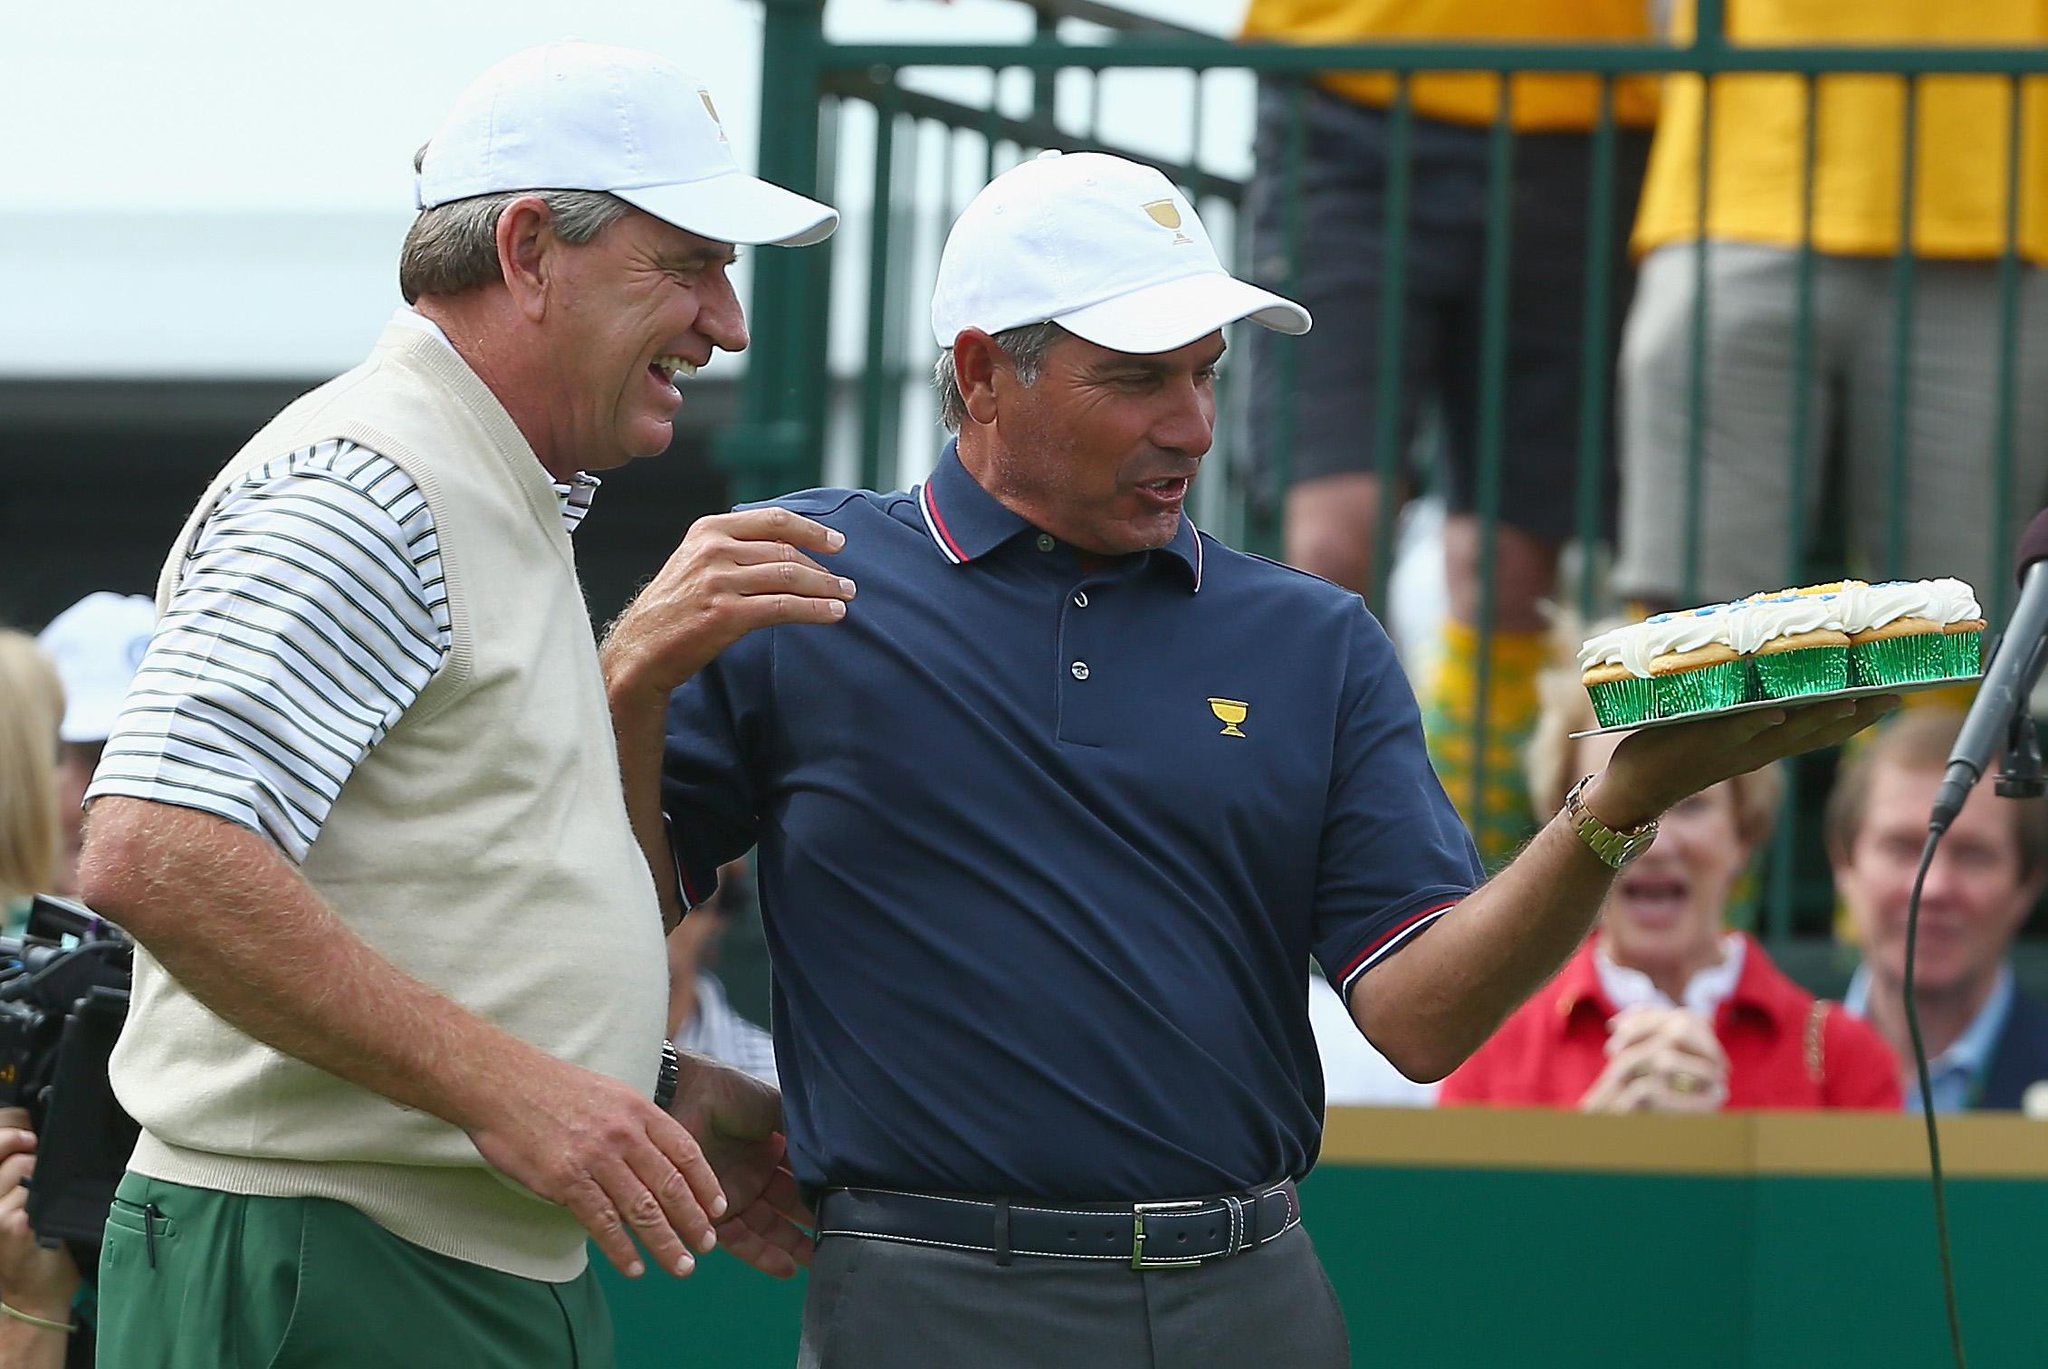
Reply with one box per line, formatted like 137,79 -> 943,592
931,322 -> 1067,433
398,145 -> 633,303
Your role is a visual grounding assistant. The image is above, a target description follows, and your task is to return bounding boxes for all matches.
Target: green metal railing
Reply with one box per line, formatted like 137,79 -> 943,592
726,0 -> 2046,955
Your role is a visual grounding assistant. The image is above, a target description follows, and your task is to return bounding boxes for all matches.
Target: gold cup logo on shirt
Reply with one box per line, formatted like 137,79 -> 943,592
1143,199 -> 1193,245
1208,697 -> 1249,738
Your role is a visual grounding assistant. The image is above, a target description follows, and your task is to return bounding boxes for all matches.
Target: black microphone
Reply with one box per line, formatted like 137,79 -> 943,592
1932,509 -> 2048,831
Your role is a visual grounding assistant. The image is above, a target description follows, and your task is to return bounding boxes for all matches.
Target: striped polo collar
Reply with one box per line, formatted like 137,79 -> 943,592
915,440 -> 1204,591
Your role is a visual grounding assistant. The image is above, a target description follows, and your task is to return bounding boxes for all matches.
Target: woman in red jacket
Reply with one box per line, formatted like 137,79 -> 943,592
1440,646 -> 1900,1112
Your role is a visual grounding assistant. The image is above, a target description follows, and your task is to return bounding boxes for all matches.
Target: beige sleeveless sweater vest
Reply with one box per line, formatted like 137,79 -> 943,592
113,322 -> 668,1280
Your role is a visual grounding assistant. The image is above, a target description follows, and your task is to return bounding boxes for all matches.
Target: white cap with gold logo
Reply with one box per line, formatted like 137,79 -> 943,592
930,150 -> 1310,354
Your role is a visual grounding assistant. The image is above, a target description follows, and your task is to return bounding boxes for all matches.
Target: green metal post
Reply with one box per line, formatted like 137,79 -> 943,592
1572,77 -> 1618,626
1368,76 -> 1414,618
1767,73 -> 1824,949
724,0 -> 832,503
1992,74 -> 2026,625
860,96 -> 901,492
1253,79 -> 1311,563
1884,76 -> 1921,581
1682,70 -> 1714,604
881,119 -> 925,489
1469,78 -> 1517,832
984,69 -> 1005,182
1032,6 -> 1059,131
1694,0 -> 1728,51
1761,74 -> 1826,950
1786,74 -> 1821,591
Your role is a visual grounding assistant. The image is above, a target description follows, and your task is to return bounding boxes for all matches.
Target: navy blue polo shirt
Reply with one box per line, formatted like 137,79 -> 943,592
662,445 -> 1480,1201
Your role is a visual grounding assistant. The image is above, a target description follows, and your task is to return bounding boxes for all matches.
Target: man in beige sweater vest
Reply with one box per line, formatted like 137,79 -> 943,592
75,43 -> 853,1368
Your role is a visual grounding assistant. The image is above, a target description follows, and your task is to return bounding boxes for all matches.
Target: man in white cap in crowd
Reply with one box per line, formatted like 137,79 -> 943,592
76,42 -> 853,1366
34,592 -> 154,899
647,148 -> 1893,1365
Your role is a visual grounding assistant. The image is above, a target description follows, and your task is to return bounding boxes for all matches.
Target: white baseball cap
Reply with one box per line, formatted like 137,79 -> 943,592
930,150 -> 1310,354
36,593 -> 155,745
415,42 -> 838,248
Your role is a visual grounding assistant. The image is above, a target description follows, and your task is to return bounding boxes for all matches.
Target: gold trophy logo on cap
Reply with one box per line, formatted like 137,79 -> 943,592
1208,698 -> 1248,738
1143,199 -> 1193,244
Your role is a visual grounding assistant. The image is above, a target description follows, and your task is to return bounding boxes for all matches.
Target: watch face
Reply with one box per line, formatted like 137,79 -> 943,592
1614,828 -> 1657,865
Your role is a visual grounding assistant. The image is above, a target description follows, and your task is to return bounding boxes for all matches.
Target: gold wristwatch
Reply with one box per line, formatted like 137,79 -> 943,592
1563,774 -> 1659,868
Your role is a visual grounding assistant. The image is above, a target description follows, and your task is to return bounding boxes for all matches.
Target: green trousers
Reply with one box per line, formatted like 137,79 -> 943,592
96,1172 -> 615,1368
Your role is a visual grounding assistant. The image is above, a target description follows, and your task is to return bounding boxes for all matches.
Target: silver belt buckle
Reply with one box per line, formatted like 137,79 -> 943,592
1131,1198 -> 1206,1270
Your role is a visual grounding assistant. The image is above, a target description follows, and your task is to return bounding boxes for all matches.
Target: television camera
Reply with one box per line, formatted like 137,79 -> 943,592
0,895 -> 138,1255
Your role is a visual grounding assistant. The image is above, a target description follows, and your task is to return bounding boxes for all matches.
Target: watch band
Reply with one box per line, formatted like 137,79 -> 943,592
654,1039 -> 681,1112
1563,774 -> 1659,868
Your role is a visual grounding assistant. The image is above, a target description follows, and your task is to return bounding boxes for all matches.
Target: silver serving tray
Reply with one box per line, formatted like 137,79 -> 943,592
1569,674 -> 1978,739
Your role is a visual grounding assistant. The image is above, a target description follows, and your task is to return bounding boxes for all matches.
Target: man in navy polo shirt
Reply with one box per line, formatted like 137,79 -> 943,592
622,151 -> 1893,1366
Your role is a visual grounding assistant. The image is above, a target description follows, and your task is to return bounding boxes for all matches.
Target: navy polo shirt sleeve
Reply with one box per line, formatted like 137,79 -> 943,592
1311,608 -> 1484,1002
661,632 -> 772,909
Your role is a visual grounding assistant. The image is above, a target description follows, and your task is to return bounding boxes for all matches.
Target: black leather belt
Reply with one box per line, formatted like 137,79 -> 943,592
816,1179 -> 1299,1269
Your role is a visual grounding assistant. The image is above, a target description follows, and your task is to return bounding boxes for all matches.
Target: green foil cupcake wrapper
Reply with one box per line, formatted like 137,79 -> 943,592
1852,631 -> 1984,687
1587,675 -> 1658,728
1754,646 -> 1848,698
1653,661 -> 1749,717
1944,630 -> 1984,679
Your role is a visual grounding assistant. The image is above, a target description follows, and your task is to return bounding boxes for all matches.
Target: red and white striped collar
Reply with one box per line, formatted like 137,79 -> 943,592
916,442 -> 1204,592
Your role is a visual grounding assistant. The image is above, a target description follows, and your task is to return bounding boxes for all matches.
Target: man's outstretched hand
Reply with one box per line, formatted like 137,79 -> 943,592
1589,694 -> 1900,830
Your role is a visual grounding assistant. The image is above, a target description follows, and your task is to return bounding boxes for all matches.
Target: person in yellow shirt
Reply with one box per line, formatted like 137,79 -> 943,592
1614,0 -> 2048,612
1238,0 -> 1661,869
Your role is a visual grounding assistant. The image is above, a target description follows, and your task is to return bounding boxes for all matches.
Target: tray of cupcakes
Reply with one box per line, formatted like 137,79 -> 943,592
1570,578 -> 1985,737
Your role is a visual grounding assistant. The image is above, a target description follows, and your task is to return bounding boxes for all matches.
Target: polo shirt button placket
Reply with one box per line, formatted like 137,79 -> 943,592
1073,591 -> 1089,608
1070,661 -> 1090,680
1035,533 -> 1056,552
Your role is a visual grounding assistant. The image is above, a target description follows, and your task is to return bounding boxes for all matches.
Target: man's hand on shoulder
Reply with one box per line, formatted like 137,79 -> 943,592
667,1054 -> 814,1278
602,506 -> 855,701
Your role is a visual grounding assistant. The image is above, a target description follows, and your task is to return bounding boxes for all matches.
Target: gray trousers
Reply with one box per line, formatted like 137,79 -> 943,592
797,1224 -> 1350,1368
1614,241 -> 2048,606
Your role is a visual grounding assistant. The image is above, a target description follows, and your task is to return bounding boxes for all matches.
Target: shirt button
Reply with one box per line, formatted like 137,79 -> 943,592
1073,591 -> 1089,608
1070,661 -> 1090,681
1036,533 -> 1056,552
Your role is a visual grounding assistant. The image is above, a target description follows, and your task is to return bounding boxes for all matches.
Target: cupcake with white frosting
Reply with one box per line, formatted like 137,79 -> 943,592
1731,592 -> 1851,699
1642,604 -> 1750,717
1579,622 -> 1659,727
1575,576 -> 1984,730
1841,578 -> 1985,686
